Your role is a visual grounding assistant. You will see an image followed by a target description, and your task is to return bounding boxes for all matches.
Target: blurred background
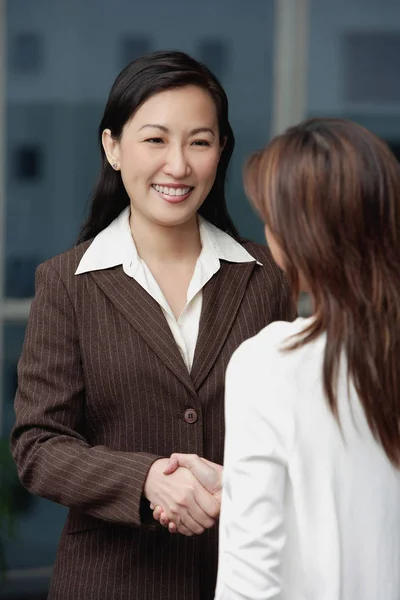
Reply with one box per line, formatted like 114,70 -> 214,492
0,0 -> 399,597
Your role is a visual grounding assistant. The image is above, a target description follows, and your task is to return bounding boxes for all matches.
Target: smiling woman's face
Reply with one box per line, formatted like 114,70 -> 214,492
102,85 -> 223,229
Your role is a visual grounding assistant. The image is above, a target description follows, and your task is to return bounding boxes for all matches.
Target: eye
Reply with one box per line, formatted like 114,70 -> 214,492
145,138 -> 164,144
191,140 -> 211,147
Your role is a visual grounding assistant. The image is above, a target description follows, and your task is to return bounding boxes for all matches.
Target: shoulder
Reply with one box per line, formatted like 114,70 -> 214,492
240,239 -> 288,290
238,239 -> 296,321
228,317 -> 311,378
225,319 -> 310,447
240,239 -> 276,271
28,242 -> 94,314
33,242 -> 93,301
37,241 -> 93,279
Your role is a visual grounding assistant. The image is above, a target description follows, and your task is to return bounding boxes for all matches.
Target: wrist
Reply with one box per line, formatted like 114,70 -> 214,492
143,458 -> 168,500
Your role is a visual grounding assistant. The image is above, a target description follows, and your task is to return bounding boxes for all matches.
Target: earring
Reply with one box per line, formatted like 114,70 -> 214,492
112,163 -> 118,170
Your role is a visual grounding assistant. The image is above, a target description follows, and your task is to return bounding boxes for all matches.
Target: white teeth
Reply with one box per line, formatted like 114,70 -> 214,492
153,184 -> 191,196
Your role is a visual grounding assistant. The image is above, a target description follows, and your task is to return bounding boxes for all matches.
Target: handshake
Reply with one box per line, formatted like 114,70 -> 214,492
144,453 -> 223,536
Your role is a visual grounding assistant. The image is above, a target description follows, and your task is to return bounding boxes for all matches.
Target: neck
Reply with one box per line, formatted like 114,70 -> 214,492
129,208 -> 202,264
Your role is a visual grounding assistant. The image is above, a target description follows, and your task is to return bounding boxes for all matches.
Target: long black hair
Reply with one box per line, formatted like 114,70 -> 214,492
77,50 -> 239,244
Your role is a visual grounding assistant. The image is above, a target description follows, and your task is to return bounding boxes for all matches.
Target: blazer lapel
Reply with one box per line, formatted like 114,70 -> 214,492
191,261 -> 256,390
90,267 -> 197,399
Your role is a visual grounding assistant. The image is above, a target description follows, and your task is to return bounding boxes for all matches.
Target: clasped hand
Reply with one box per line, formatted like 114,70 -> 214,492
144,454 -> 222,536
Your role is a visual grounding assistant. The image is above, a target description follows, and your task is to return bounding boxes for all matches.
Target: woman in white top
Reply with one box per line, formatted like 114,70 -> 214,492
153,117 -> 400,599
214,118 -> 400,599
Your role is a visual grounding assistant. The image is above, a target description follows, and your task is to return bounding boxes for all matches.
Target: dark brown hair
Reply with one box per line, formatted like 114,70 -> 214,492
244,117 -> 400,467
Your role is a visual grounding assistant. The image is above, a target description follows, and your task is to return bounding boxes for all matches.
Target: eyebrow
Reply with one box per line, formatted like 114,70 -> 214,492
138,124 -> 215,137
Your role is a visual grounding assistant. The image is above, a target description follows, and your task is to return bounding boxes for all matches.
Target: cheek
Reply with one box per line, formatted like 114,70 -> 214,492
269,241 -> 286,271
120,147 -> 160,182
264,227 -> 286,272
194,151 -> 221,183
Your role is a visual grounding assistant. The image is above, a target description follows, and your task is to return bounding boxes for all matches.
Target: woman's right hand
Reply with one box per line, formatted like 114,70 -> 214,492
144,458 -> 220,536
151,454 -> 223,533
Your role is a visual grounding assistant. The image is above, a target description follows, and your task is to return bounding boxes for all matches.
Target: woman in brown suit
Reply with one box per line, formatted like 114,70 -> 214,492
11,51 -> 295,600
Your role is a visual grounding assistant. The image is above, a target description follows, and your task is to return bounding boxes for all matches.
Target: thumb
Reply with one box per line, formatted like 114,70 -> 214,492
201,458 -> 223,473
163,454 -> 180,475
170,453 -> 222,495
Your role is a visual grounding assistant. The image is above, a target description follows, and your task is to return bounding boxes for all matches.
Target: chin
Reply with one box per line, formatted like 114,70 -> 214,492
151,205 -> 200,228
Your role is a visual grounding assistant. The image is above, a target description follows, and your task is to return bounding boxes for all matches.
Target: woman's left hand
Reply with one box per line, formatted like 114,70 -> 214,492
151,454 -> 223,533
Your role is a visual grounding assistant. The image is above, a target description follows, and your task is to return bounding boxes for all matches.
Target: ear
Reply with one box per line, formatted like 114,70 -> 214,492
219,136 -> 227,156
102,129 -> 120,170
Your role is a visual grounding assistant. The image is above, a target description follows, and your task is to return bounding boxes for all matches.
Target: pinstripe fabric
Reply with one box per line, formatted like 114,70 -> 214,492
11,239 -> 296,600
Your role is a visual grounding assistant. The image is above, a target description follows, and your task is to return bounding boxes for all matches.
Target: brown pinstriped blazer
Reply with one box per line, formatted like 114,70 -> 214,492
11,238 -> 295,600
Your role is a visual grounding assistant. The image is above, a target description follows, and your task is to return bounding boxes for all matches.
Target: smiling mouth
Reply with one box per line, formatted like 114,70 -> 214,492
151,184 -> 194,197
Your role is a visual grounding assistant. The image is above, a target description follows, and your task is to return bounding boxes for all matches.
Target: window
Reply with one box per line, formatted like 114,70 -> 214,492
14,145 -> 43,181
5,256 -> 38,298
119,35 -> 153,69
198,39 -> 230,81
12,33 -> 44,73
342,33 -> 400,105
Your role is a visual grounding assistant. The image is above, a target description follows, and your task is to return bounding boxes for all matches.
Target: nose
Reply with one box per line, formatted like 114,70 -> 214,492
163,144 -> 191,179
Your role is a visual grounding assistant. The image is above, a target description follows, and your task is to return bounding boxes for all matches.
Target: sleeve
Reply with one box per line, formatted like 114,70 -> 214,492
214,338 -> 295,600
10,261 -> 162,528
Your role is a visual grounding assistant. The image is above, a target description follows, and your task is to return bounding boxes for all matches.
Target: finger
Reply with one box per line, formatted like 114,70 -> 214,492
171,478 -> 218,528
160,513 -> 170,527
168,522 -> 178,534
193,484 -> 221,522
174,522 -> 192,536
152,506 -> 163,521
163,455 -> 180,475
180,496 -> 216,531
168,453 -> 197,469
179,511 -> 206,536
150,503 -> 155,510
170,453 -> 222,474
169,495 -> 208,534
193,461 -> 222,494
171,454 -> 222,495
160,510 -> 171,522
163,512 -> 189,535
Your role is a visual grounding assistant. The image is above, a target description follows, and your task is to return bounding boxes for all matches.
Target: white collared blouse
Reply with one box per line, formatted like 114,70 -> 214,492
76,207 -> 261,371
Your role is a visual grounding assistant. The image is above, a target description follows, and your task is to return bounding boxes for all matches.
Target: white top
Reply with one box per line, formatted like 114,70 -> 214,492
76,207 -> 260,371
215,317 -> 400,600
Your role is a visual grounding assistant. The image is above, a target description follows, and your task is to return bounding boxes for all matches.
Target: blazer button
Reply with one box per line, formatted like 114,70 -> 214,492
184,408 -> 198,424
